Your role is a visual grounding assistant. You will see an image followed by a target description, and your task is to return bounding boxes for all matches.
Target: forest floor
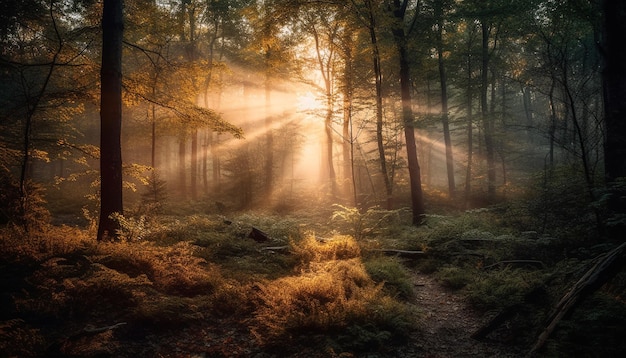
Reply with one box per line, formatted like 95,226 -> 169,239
150,269 -> 527,357
400,271 -> 525,358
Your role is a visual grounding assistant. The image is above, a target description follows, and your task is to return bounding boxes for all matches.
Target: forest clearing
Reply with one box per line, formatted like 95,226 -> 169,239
2,0 -> 626,356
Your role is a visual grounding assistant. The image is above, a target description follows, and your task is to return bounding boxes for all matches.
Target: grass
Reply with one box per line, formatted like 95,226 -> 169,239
0,212 -> 417,357
2,191 -> 626,357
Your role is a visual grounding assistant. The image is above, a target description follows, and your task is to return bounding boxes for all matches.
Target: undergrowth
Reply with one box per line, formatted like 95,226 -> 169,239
252,235 -> 415,354
2,183 -> 626,357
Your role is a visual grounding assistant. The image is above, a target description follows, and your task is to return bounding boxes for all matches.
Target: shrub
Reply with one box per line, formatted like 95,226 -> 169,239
436,266 -> 475,290
97,241 -> 225,297
291,234 -> 361,264
330,204 -> 407,240
0,319 -> 46,357
466,268 -> 541,310
110,212 -> 150,242
364,256 -> 415,301
0,179 -> 50,231
252,258 -> 415,351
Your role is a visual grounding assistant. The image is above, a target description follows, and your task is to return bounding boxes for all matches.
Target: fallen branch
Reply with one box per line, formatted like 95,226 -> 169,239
472,286 -> 547,341
529,241 -> 626,356
373,249 -> 425,257
46,322 -> 127,355
84,322 -> 127,334
260,246 -> 289,252
483,260 -> 545,270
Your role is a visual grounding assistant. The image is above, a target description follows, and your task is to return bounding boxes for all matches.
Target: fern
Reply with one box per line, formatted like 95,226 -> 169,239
331,204 -> 404,240
110,212 -> 150,242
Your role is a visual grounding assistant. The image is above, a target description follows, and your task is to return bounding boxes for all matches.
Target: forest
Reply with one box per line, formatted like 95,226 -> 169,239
1,0 -> 626,356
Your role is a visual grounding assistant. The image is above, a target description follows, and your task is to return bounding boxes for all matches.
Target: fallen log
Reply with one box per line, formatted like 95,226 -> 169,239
529,241 -> 626,356
373,249 -> 425,258
471,286 -> 547,340
84,322 -> 127,334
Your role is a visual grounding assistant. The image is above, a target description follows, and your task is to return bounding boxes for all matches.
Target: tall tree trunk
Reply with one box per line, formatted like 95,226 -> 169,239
151,104 -> 156,168
191,129 -> 198,200
393,0 -> 425,225
602,0 -> 626,186
324,96 -> 336,196
183,1 -> 199,200
480,20 -> 496,201
311,24 -> 336,196
265,48 -> 274,197
464,23 -> 476,205
435,0 -> 455,199
366,0 -> 393,209
522,85 -> 534,142
548,78 -> 557,168
98,0 -> 124,241
178,139 -> 187,198
465,88 -> 474,204
342,41 -> 355,203
212,133 -> 221,190
202,130 -> 208,195
342,88 -> 352,198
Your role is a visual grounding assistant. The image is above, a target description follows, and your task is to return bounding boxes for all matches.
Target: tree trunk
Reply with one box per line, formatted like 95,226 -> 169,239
548,78 -> 557,168
342,36 -> 355,204
601,0 -> 626,227
366,0 -> 393,209
98,0 -> 124,241
464,23 -> 476,205
480,20 -> 496,201
435,1 -> 455,199
311,24 -> 336,196
202,130 -> 209,195
212,133 -> 221,190
393,0 -> 425,225
602,0 -> 626,181
178,138 -> 186,198
265,48 -> 274,197
151,104 -> 156,168
191,129 -> 198,200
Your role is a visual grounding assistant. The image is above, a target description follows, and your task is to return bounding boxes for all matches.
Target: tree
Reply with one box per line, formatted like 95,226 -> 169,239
365,0 -> 395,209
302,6 -> 341,196
98,0 -> 124,241
390,0 -> 425,224
1,0 -> 98,229
432,0 -> 456,199
601,0 -> 626,229
601,0 -> 626,182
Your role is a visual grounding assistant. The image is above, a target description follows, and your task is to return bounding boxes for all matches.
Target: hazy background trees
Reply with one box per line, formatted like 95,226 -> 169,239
0,0 -> 622,236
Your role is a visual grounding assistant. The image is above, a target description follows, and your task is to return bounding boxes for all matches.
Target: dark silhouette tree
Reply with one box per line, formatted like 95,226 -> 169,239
602,0 -> 626,182
98,0 -> 124,241
601,0 -> 626,230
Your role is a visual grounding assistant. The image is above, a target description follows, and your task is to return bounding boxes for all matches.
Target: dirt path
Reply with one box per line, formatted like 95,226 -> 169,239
400,272 -> 525,358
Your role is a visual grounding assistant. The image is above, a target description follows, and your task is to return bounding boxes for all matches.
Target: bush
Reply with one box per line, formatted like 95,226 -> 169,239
330,204 -> 407,240
466,268 -> 541,310
436,266 -> 475,290
252,258 -> 415,352
291,234 -> 361,264
364,256 -> 415,301
97,241 -> 224,297
0,179 -> 51,231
